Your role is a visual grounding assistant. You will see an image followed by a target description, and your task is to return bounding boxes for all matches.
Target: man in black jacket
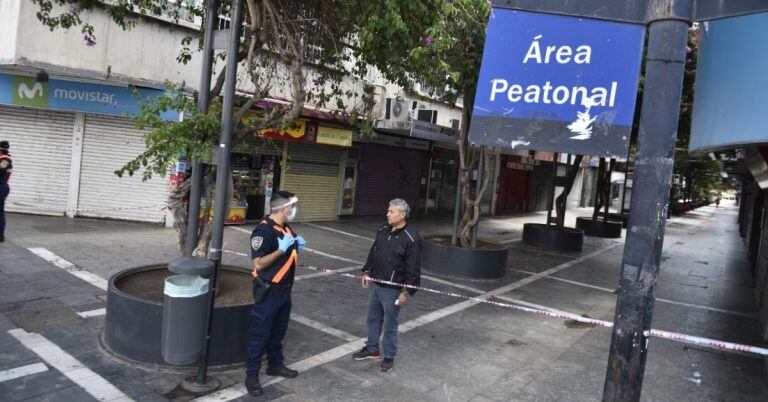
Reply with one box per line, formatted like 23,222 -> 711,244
352,198 -> 421,372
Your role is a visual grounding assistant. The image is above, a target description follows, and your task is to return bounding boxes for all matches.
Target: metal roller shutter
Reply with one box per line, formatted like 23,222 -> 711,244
355,143 -> 423,216
0,105 -> 74,215
77,114 -> 168,223
281,142 -> 342,222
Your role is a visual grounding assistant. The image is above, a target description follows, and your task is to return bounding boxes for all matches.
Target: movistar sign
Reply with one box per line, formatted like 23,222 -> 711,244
0,73 -> 180,120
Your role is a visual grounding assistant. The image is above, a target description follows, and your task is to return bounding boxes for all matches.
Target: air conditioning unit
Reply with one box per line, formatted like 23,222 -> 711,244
384,98 -> 411,122
416,109 -> 438,124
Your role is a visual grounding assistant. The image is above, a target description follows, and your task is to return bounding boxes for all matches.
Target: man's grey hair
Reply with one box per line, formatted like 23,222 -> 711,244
389,198 -> 410,218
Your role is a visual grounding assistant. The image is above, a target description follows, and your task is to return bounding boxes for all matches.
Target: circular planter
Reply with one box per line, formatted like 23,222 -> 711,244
103,264 -> 253,368
422,236 -> 509,280
575,217 -> 623,238
522,223 -> 584,252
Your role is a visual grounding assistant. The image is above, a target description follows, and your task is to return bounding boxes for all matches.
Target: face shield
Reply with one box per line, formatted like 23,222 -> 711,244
273,196 -> 299,222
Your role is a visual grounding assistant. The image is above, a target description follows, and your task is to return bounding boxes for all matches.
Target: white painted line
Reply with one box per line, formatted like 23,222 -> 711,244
192,339 -> 366,402
291,314 -> 359,342
512,268 -> 756,318
303,247 -> 364,265
77,308 -> 107,318
0,362 -> 48,383
514,269 -> 616,293
303,222 -> 375,241
27,247 -> 108,291
503,242 -> 622,293
422,274 -> 486,294
230,226 -> 367,265
8,328 -> 133,401
26,247 -> 75,269
422,275 -> 578,315
295,266 -> 362,281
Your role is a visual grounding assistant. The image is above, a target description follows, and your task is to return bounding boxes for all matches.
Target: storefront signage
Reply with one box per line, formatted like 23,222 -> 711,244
468,9 -> 644,157
507,161 -> 534,171
410,120 -> 460,144
0,73 -> 180,120
316,125 -> 353,147
361,133 -> 430,151
259,119 -> 308,142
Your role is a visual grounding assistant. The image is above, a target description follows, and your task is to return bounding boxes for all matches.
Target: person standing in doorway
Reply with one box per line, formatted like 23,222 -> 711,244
0,141 -> 12,242
353,198 -> 421,372
245,191 -> 306,396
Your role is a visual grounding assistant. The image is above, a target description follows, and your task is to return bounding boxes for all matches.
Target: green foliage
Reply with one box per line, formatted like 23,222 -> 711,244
115,85 -> 221,181
407,0 -> 489,104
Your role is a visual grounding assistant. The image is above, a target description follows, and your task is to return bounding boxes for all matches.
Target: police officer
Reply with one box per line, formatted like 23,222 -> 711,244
353,198 -> 421,372
245,191 -> 306,396
0,141 -> 12,243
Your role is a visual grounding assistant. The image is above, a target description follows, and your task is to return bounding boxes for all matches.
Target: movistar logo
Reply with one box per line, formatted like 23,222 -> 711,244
17,82 -> 44,99
11,76 -> 48,107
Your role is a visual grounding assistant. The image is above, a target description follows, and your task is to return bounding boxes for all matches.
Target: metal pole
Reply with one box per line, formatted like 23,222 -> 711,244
603,7 -> 690,400
198,0 -> 244,385
471,148 -> 484,247
546,152 -> 558,226
186,0 -> 220,257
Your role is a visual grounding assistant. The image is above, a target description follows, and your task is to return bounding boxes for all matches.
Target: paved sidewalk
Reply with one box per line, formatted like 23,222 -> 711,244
0,202 -> 766,401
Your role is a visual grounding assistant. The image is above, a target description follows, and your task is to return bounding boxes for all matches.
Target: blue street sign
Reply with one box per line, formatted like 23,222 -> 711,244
0,73 -> 180,120
469,9 -> 645,157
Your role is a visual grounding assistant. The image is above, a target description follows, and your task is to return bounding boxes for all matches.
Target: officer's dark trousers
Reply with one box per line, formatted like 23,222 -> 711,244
246,286 -> 292,375
0,183 -> 9,240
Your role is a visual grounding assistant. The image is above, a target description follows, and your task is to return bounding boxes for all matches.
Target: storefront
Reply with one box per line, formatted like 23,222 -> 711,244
353,134 -> 429,216
425,146 -> 460,214
497,155 -> 534,214
0,72 -> 178,223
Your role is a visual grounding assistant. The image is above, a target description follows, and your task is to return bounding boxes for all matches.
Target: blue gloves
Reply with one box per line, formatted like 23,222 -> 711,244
296,236 -> 307,252
277,234 -> 295,253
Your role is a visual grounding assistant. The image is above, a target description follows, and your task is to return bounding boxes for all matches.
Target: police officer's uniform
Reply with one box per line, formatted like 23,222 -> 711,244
246,217 -> 299,376
0,151 -> 12,242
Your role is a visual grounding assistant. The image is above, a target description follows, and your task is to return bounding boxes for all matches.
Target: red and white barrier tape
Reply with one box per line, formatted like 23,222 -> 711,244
217,248 -> 768,357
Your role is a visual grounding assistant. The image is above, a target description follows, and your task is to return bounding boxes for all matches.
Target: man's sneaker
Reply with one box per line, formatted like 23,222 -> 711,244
352,347 -> 380,360
380,358 -> 394,372
245,374 -> 263,396
266,365 -> 298,378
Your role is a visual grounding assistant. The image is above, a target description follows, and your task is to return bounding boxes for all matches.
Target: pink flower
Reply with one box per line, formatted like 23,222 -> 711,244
686,46 -> 692,53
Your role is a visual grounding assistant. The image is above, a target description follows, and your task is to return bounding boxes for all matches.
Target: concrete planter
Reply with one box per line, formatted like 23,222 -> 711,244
576,217 -> 623,238
103,264 -> 253,368
598,212 -> 630,228
422,236 -> 509,280
522,223 -> 584,252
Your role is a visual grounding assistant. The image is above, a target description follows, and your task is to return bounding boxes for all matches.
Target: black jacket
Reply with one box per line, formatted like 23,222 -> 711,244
362,223 -> 421,295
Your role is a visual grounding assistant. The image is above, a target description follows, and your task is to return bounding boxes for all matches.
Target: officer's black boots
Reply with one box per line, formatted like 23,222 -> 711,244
266,365 -> 298,378
245,374 -> 263,396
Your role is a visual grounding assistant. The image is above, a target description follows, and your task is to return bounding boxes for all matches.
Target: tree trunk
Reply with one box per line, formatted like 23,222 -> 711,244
555,154 -> 584,227
593,157 -> 606,221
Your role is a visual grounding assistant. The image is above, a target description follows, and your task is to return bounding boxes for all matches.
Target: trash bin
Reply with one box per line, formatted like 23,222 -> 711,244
161,274 -> 210,365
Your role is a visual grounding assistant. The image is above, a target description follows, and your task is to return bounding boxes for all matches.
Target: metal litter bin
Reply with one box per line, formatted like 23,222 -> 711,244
161,256 -> 215,365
